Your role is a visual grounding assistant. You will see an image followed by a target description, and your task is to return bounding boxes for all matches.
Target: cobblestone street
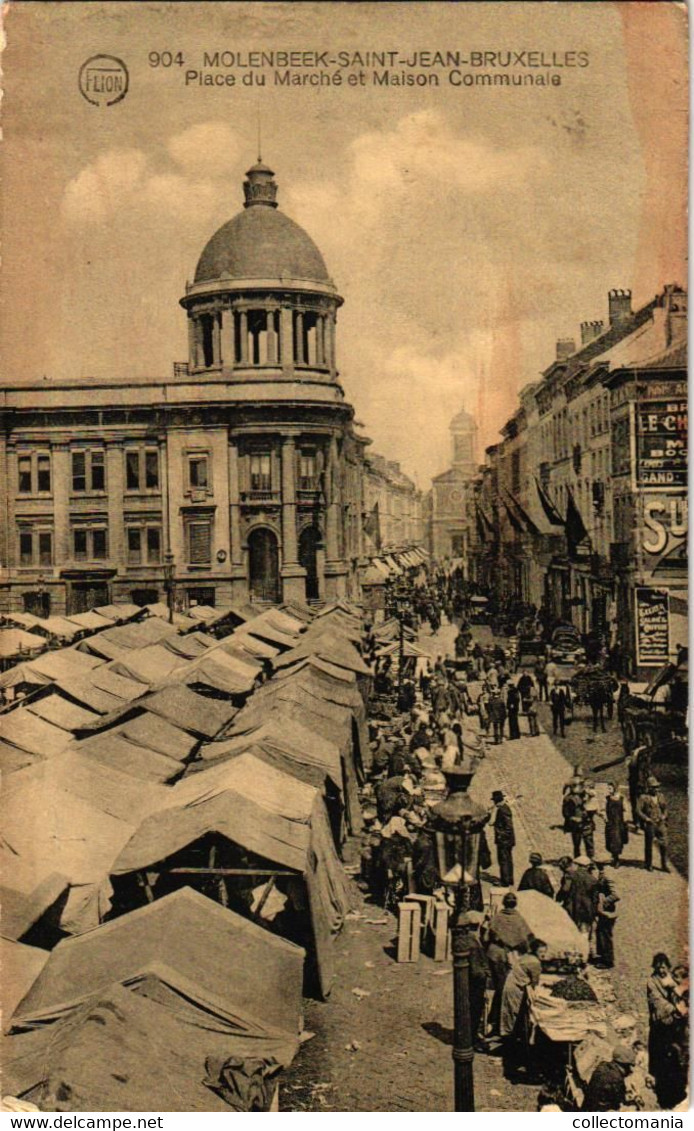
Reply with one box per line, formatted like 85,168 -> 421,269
286,619 -> 689,1112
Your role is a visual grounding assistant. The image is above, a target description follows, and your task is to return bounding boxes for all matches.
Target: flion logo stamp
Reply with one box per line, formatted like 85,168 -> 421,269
78,55 -> 129,106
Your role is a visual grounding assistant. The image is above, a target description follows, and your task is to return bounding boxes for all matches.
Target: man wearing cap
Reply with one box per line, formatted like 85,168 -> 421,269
581,1045 -> 635,1111
636,777 -> 669,872
485,893 -> 532,1036
487,790 -> 516,887
518,852 -> 554,898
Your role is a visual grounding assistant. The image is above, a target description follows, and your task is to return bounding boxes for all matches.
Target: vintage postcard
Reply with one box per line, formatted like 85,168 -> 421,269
0,0 -> 688,1117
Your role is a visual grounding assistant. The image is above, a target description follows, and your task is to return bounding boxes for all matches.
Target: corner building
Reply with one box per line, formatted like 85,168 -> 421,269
0,162 -> 366,614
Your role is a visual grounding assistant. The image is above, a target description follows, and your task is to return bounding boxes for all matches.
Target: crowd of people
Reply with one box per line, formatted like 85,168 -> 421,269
359,567 -> 687,1111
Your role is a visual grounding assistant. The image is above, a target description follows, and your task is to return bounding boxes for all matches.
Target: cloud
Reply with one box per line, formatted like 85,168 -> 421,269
61,122 -> 243,225
166,122 -> 241,177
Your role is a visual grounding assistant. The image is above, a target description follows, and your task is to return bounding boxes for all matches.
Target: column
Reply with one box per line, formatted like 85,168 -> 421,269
240,310 -> 249,363
228,440 -> 243,567
280,434 -> 306,600
187,317 -> 196,369
212,312 -> 221,367
266,310 -> 278,364
106,443 -> 124,572
316,315 -> 325,367
327,314 -> 336,370
295,312 -> 305,365
220,307 -> 234,369
324,436 -> 348,597
52,444 -> 70,567
280,306 -> 293,371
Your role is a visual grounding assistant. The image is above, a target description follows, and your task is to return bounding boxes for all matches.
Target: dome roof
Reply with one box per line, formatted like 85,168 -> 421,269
195,207 -> 330,285
194,162 -> 330,286
450,407 -> 477,430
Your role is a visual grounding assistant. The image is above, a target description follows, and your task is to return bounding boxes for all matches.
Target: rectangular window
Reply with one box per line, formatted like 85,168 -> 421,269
19,531 -> 33,565
188,522 -> 211,564
146,526 -> 161,563
37,455 -> 51,493
189,455 -> 209,489
145,450 -> 159,489
91,451 -> 105,491
126,451 -> 140,491
72,451 -> 86,492
38,532 -> 52,566
74,529 -> 88,560
127,528 -> 142,565
299,452 -> 317,490
92,528 -> 107,559
18,457 -> 32,493
250,453 -> 272,492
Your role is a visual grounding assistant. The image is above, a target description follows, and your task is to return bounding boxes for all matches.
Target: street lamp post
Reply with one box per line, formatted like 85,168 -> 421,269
163,550 -> 176,624
428,765 -> 488,1112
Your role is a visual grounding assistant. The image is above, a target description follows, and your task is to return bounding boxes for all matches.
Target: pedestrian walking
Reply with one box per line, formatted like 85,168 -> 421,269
485,892 -> 533,1036
604,783 -> 629,867
549,684 -> 567,737
535,655 -> 549,701
588,683 -> 608,733
517,671 -> 534,706
595,889 -> 619,968
562,781 -> 585,858
506,682 -> 521,741
565,855 -> 599,942
637,776 -> 670,872
488,690 -> 507,745
518,852 -> 554,897
487,790 -> 516,887
477,688 -> 491,736
525,683 -> 540,736
460,911 -> 490,1047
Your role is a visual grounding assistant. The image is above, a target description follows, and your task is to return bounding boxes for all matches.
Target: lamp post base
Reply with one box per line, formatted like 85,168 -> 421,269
451,909 -> 475,1112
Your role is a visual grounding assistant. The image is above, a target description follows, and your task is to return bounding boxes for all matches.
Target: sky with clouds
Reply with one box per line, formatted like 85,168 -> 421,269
2,2 -> 686,487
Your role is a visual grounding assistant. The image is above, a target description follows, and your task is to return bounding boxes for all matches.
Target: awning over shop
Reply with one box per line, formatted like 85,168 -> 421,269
1,940 -> 49,1028
0,629 -> 46,660
25,694 -> 99,733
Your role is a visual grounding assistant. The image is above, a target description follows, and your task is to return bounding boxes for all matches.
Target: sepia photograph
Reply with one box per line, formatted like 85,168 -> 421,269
0,0 -> 688,1116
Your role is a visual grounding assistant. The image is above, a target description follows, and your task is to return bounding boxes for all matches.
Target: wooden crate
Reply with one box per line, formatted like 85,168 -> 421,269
397,901 -> 422,963
404,893 -> 435,934
432,900 -> 451,962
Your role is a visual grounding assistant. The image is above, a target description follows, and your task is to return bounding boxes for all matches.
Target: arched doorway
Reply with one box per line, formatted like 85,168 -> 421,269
299,525 -> 321,601
248,527 -> 280,603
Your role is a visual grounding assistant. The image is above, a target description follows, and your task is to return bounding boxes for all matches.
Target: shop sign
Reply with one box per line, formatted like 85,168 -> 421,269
640,496 -> 688,575
636,399 -> 687,488
635,587 -> 670,666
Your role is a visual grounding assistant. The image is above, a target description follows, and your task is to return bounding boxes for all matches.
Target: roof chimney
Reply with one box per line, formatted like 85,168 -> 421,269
580,320 -> 604,346
608,288 -> 632,327
556,338 -> 576,362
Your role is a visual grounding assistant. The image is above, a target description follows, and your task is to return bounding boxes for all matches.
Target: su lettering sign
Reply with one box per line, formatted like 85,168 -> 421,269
640,496 -> 688,575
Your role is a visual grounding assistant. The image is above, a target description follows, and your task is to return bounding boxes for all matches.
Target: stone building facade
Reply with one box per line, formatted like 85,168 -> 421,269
469,284 -> 687,673
362,452 -> 424,553
0,161 -> 367,615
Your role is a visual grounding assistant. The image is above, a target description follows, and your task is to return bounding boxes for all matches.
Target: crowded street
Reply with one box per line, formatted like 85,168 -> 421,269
285,572 -> 689,1113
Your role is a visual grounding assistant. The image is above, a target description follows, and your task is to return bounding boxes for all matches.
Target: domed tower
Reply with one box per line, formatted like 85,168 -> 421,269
180,160 -> 342,388
177,161 -> 357,605
450,406 -> 477,476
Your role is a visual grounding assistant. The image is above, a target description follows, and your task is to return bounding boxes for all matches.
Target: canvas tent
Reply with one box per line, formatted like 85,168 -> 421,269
11,888 -> 304,1040
110,754 -> 351,997
0,868 -> 70,946
25,694 -> 99,732
1,941 -> 49,1029
2,982 -> 290,1111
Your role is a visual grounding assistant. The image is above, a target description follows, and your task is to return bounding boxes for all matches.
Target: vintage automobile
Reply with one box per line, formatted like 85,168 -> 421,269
549,625 -> 586,666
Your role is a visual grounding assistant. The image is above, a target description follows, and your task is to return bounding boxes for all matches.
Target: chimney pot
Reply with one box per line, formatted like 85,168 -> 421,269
608,288 -> 633,326
556,338 -> 576,362
580,320 -> 605,345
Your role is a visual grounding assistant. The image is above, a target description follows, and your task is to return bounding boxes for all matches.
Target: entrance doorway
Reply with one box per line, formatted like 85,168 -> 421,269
299,525 -> 322,601
68,582 -> 110,615
248,528 -> 280,603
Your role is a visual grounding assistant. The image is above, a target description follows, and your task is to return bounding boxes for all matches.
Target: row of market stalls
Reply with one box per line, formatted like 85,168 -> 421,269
1,599 -> 373,1111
